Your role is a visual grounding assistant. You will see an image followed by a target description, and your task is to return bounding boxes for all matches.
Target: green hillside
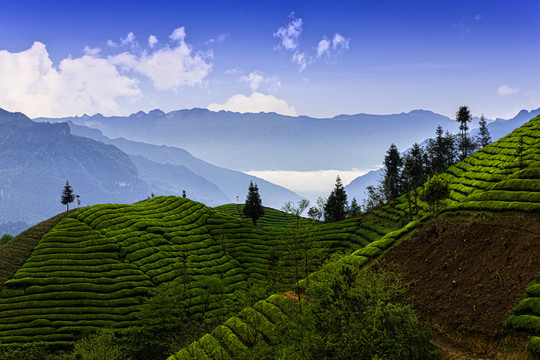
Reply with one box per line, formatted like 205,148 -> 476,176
373,114 -> 540,222
175,114 -> 540,358
214,204 -> 313,228
0,196 -> 391,347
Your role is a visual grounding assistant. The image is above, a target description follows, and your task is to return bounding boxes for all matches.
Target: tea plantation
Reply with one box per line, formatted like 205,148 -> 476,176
176,114 -> 540,358
0,196 -> 391,347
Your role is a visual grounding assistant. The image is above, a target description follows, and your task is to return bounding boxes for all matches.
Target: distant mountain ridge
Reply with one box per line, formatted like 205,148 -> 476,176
66,122 -> 302,207
36,108 -> 459,171
0,110 -> 148,224
0,109 -> 302,229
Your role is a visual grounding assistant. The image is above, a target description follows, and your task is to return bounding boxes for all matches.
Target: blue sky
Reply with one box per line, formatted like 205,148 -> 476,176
0,0 -> 538,119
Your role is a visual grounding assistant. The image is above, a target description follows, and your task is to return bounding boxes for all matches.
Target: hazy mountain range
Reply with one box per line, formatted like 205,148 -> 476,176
0,109 -> 301,231
37,109 -> 461,172
1,106 -> 537,235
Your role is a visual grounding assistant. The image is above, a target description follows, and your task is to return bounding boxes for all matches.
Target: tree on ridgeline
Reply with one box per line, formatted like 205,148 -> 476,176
477,114 -> 491,148
402,143 -> 427,218
383,144 -> 403,206
324,176 -> 348,222
456,105 -> 475,160
282,199 -> 310,228
348,197 -> 361,217
61,181 -> 75,211
425,126 -> 457,175
243,181 -> 264,226
420,174 -> 450,213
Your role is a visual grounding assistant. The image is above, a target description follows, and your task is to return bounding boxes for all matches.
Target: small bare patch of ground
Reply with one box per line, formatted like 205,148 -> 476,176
382,212 -> 540,359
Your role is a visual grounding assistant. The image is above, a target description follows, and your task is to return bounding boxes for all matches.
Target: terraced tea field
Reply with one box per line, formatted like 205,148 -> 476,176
374,114 -> 540,222
0,196 -> 391,346
176,114 -> 540,358
214,204 -> 313,228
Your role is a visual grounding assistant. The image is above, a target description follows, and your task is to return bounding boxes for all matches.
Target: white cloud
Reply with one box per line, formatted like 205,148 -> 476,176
332,33 -> 349,51
274,12 -> 303,50
240,71 -> 280,92
206,33 -> 229,45
0,42 -> 140,118
274,13 -> 349,71
169,27 -> 186,42
148,35 -> 158,48
497,84 -> 520,96
292,52 -> 307,71
317,38 -> 330,57
121,32 -> 136,46
83,46 -> 101,57
107,39 -> 117,47
245,169 -> 373,193
110,27 -> 212,90
207,92 -> 297,116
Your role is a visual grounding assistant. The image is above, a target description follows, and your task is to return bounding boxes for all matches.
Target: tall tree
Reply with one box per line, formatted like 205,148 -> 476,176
383,144 -> 403,205
402,143 -> 425,216
324,176 -> 347,222
477,114 -> 491,148
61,181 -> 75,211
456,105 -> 473,160
426,126 -> 457,174
243,181 -> 264,226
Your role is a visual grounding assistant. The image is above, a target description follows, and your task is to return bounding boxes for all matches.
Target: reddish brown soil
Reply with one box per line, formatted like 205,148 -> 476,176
383,212 -> 540,335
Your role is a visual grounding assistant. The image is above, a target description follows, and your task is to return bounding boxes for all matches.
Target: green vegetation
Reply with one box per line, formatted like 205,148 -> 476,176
242,181 -> 264,226
0,196 -> 391,354
214,204 -> 312,228
172,260 -> 438,360
60,181 -> 75,212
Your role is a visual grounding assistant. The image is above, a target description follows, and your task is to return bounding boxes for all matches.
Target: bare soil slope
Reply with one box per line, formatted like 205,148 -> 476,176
383,212 -> 540,334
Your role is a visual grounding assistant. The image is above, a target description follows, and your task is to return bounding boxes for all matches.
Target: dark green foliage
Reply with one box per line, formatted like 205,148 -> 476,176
176,265 -> 438,360
456,105 -> 475,160
71,327 -> 127,360
243,181 -> 264,226
60,181 -> 75,212
383,144 -> 403,205
477,114 -> 491,148
324,176 -> 347,222
0,234 -> 13,245
425,126 -> 457,174
420,175 -> 450,213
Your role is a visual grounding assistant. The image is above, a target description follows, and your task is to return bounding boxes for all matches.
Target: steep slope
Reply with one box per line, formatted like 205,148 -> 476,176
0,110 -> 148,225
66,122 -> 303,208
0,196 -> 391,346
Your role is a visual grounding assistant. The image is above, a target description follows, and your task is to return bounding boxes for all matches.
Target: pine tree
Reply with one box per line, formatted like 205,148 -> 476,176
383,144 -> 403,205
478,114 -> 491,148
243,181 -> 264,226
324,176 -> 347,222
61,181 -> 75,211
456,105 -> 473,160
402,143 -> 425,215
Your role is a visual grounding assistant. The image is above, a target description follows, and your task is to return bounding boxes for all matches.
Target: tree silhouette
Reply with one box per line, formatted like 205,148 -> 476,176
324,176 -> 347,222
383,144 -> 403,205
61,181 -> 75,211
478,114 -> 491,148
456,105 -> 473,160
243,181 -> 264,226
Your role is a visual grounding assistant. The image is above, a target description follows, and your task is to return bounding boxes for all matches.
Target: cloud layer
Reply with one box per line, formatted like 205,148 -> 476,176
0,28 -> 212,117
207,92 -> 297,116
